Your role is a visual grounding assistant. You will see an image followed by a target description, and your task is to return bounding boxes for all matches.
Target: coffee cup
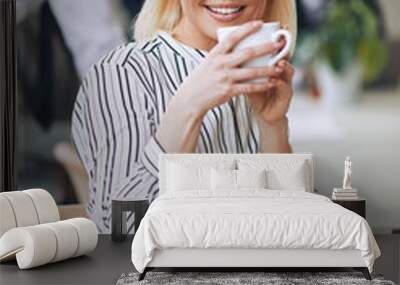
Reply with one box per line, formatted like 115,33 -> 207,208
217,22 -> 293,69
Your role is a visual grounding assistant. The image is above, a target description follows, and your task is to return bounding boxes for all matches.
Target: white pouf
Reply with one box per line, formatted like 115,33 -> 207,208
0,191 -> 39,227
0,189 -> 98,269
0,218 -> 98,269
0,189 -> 60,237
23,189 -> 60,223
0,196 -> 17,237
42,221 -> 79,262
64,218 -> 98,257
0,226 -> 57,268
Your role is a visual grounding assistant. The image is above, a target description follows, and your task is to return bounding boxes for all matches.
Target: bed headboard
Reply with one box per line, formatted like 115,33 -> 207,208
158,153 -> 314,194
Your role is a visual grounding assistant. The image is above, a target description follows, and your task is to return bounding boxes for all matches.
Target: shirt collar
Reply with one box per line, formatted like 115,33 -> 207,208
156,30 -> 208,63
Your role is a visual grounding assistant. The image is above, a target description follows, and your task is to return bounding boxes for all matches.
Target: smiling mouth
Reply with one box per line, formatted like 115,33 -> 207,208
204,4 -> 246,22
205,5 -> 246,15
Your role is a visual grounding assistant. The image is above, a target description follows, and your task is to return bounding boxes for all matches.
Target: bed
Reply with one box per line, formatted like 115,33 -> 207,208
131,154 -> 380,281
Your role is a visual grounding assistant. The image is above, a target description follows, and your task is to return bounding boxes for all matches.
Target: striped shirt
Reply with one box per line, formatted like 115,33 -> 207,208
71,31 -> 260,233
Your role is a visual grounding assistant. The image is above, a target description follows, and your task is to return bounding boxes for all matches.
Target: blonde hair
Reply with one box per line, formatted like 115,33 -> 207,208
134,0 -> 297,54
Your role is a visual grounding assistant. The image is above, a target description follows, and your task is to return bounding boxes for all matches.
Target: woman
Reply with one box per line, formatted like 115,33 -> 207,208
72,0 -> 297,233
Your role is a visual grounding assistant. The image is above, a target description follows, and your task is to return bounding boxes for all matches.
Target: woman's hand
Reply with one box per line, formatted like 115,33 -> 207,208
246,59 -> 295,125
172,20 -> 285,119
245,59 -> 294,153
157,21 -> 287,153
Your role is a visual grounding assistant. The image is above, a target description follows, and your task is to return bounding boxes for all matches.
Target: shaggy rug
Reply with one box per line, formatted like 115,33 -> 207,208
116,271 -> 396,285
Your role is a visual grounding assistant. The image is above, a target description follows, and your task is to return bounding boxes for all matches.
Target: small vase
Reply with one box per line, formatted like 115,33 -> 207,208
315,61 -> 363,109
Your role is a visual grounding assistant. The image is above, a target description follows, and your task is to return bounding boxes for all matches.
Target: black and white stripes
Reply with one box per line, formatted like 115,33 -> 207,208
71,31 -> 260,233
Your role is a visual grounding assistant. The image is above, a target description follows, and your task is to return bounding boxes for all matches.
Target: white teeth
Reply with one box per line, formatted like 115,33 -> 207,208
208,7 -> 242,15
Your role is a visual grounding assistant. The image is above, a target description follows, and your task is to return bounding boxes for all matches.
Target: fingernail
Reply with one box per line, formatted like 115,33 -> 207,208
275,67 -> 283,73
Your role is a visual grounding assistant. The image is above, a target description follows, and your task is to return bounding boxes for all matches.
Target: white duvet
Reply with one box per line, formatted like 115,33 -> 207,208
131,190 -> 380,273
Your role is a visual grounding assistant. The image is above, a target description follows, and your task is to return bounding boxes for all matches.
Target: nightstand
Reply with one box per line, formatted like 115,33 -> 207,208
332,198 -> 366,218
111,198 -> 149,242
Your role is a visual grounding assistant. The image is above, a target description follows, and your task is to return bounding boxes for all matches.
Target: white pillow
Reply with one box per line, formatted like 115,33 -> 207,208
165,159 -> 236,192
211,168 -> 268,191
167,162 -> 210,191
236,169 -> 267,189
211,168 -> 236,190
267,162 -> 307,191
238,159 -> 308,191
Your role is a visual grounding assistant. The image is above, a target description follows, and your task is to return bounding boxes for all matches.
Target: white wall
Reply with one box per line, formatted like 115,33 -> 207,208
290,91 -> 400,230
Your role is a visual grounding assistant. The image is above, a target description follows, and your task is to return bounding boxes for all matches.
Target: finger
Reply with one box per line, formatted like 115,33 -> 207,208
269,78 -> 285,86
269,78 -> 294,99
229,81 -> 274,96
229,66 -> 284,82
210,21 -> 263,56
277,60 -> 295,81
222,41 -> 284,67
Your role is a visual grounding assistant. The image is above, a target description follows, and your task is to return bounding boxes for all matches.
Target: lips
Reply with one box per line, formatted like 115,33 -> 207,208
207,6 -> 244,14
204,4 -> 246,22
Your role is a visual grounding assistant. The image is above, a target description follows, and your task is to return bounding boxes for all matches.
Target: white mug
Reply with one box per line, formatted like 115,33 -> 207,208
217,22 -> 293,69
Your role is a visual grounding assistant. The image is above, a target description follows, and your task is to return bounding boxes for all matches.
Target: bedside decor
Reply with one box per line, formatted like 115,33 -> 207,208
343,156 -> 353,190
0,189 -> 98,269
332,157 -> 359,200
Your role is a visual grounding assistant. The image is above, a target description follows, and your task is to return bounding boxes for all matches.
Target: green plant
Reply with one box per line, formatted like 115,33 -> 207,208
303,0 -> 387,81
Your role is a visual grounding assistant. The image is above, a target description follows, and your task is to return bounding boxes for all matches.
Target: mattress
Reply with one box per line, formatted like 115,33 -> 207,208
131,190 -> 380,273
